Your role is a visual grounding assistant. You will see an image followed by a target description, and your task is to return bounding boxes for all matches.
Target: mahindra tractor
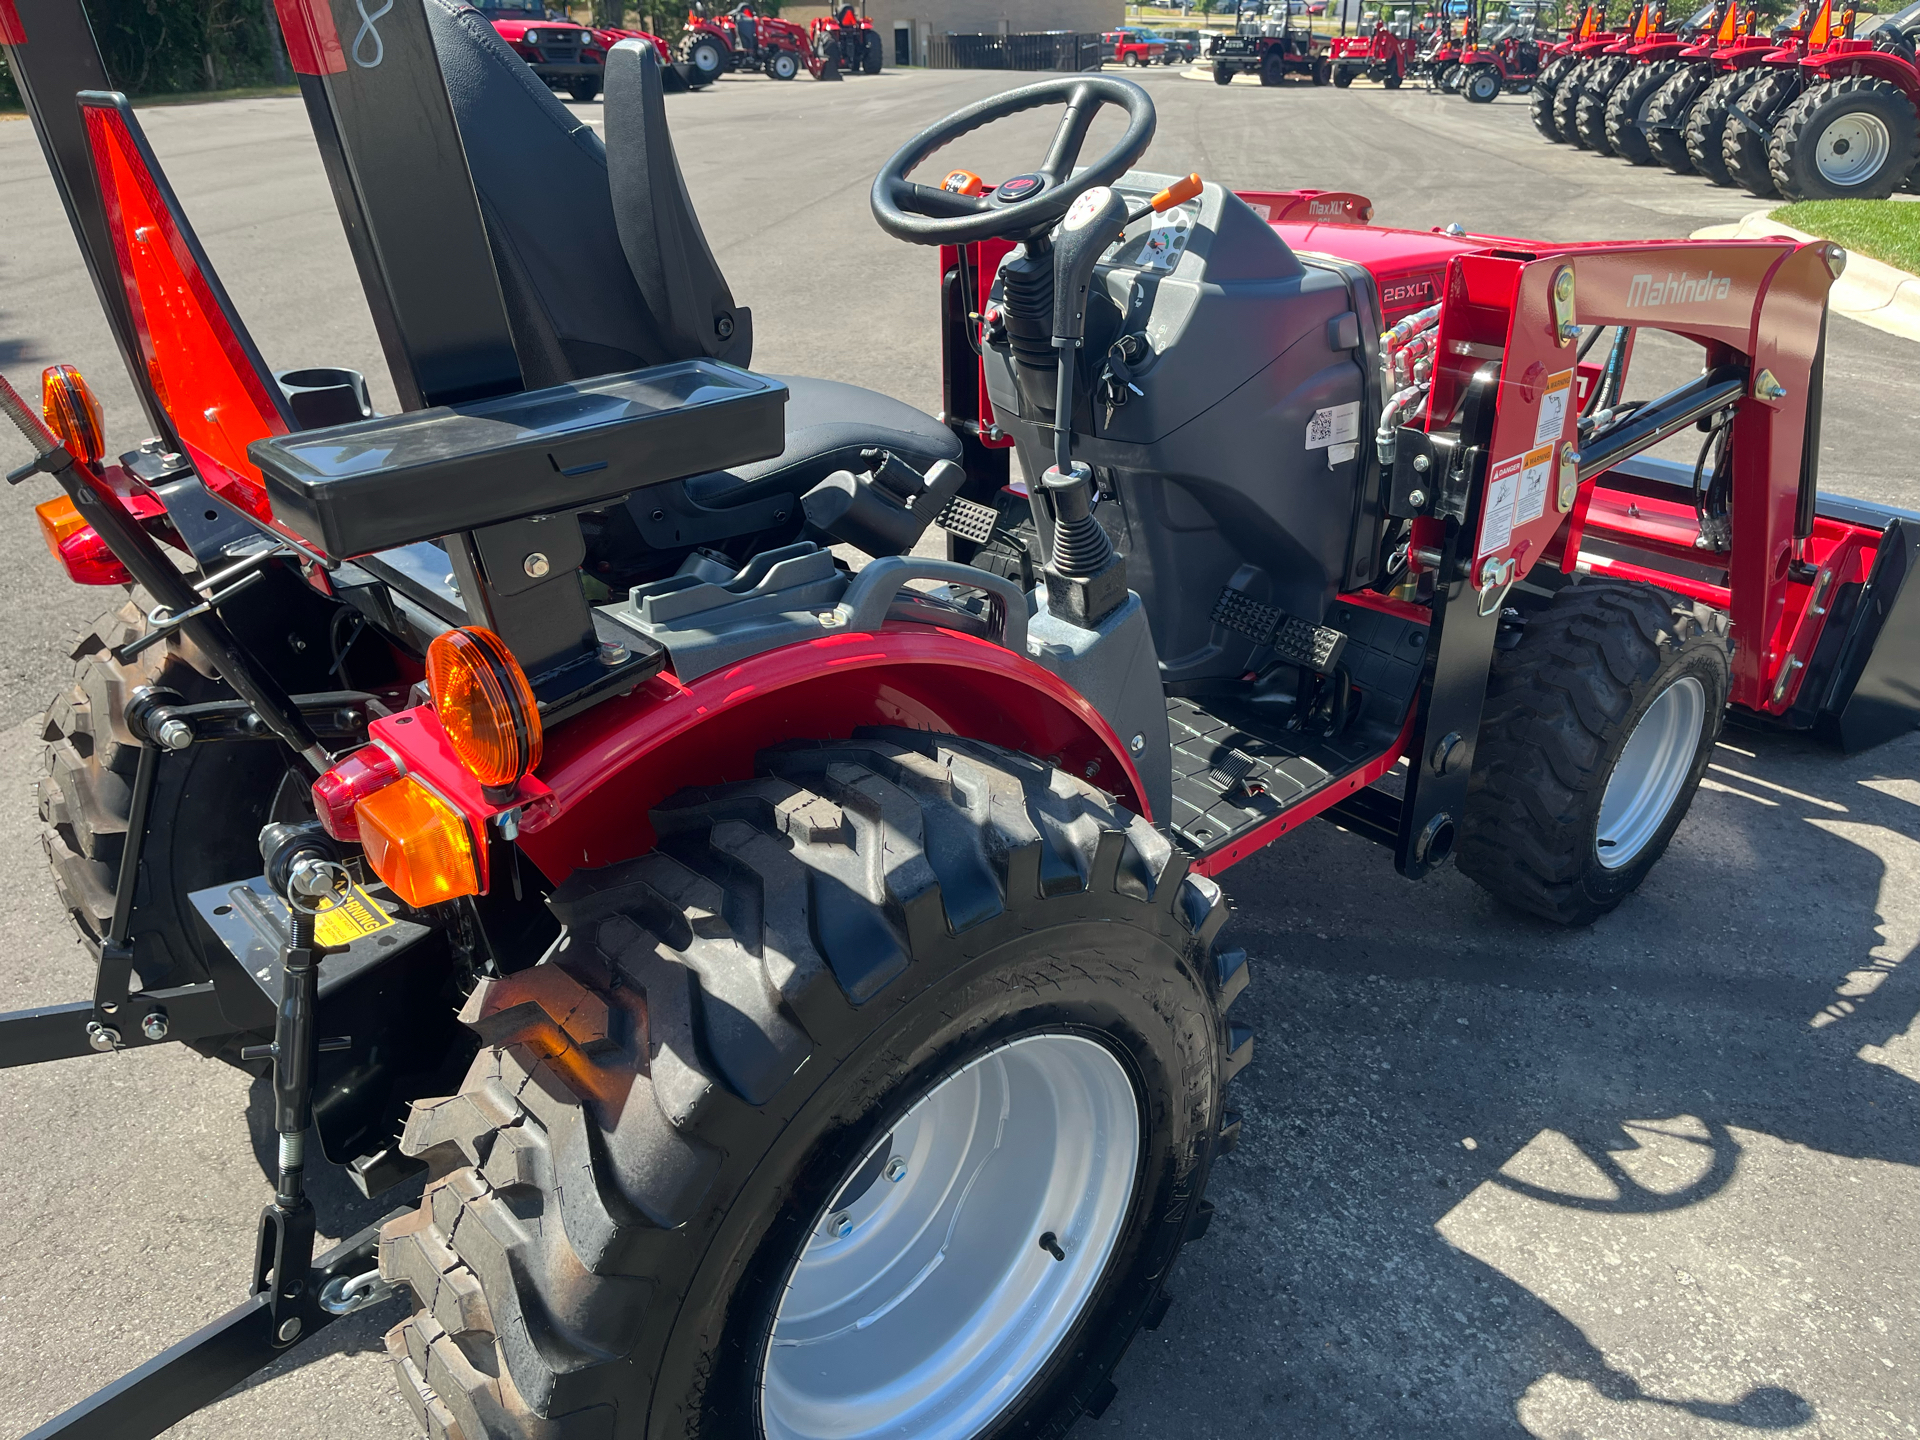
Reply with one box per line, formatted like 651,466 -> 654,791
5,0 -> 1920,1436
1563,1 -> 1689,150
1537,2 -> 1635,140
680,0 -> 822,82
1609,0 -> 1758,170
1330,6 -> 1422,87
1213,2 -> 1333,84
1718,0 -> 1920,200
810,2 -> 882,75
1455,3 -> 1549,100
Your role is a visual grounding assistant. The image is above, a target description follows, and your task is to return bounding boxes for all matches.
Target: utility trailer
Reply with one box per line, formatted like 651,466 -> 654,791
2,1 -> 1918,1437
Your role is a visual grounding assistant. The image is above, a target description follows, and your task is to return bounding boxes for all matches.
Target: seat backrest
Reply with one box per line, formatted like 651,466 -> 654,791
424,0 -> 751,387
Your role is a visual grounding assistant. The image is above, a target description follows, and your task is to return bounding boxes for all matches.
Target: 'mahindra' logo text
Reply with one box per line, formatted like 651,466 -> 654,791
1626,270 -> 1734,309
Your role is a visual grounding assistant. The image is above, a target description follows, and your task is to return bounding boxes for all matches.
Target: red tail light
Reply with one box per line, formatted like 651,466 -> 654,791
312,745 -> 403,842
36,496 -> 134,586
81,101 -> 291,525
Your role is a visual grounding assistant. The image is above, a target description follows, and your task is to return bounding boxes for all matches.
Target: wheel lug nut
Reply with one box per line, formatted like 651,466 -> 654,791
829,1212 -> 853,1238
884,1157 -> 908,1183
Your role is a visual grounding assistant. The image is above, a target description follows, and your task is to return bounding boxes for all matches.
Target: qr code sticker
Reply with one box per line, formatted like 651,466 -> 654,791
1305,401 -> 1360,452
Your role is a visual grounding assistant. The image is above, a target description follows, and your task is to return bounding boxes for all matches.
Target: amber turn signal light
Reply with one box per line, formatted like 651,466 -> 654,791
1150,173 -> 1203,214
425,627 -> 542,795
355,776 -> 479,908
41,365 -> 105,467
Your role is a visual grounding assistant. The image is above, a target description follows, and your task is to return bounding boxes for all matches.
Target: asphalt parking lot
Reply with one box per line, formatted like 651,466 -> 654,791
1,64 -> 1916,1440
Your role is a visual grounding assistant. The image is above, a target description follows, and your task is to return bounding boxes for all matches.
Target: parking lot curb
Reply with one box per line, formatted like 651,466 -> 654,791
1691,208 -> 1920,345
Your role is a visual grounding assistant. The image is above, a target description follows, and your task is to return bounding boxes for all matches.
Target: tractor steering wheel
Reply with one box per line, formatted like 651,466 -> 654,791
870,76 -> 1156,245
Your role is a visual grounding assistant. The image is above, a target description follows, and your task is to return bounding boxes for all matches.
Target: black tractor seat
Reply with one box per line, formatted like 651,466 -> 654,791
685,374 -> 961,506
426,0 -> 949,534
626,372 -> 960,551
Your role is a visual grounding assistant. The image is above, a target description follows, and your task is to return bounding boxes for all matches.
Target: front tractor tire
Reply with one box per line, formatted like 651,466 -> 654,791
1459,581 -> 1730,926
1769,75 -> 1920,201
1466,65 -> 1501,103
380,731 -> 1248,1440
41,592 -> 291,990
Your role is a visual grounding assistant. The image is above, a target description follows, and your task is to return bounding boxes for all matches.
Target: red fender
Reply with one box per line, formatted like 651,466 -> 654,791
371,627 -> 1151,888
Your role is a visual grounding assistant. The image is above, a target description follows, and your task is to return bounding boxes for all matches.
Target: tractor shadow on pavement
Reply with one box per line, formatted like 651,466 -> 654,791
1106,726 -> 1920,1437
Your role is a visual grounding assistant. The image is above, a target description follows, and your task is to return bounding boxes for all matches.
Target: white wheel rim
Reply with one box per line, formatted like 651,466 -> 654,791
760,1033 -> 1141,1440
1814,110 -> 1891,185
1595,675 -> 1706,870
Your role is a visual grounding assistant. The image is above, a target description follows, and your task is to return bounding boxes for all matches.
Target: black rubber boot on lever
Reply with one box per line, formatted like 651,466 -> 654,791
1034,184 -> 1132,627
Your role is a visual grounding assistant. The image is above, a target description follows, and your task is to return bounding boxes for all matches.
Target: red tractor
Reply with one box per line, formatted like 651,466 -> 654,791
811,2 -> 883,74
5,0 -> 1920,1434
680,0 -> 825,81
1729,0 -> 1920,199
1537,3 -> 1637,140
1625,0 -> 1764,171
1331,6 -> 1423,87
1456,4 -> 1550,101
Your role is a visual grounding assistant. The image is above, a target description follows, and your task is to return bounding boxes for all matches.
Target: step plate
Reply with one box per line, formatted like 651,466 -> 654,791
1168,599 -> 1429,855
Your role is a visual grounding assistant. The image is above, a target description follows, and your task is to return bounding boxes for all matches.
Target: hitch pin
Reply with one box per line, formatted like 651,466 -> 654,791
115,551 -> 288,662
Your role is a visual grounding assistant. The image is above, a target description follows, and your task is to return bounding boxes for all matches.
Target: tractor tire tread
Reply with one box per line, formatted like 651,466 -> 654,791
38,592 -> 253,988
1458,581 -> 1729,926
1686,67 -> 1764,186
1642,65 -> 1710,172
1605,59 -> 1681,163
1722,69 -> 1799,196
1768,74 -> 1920,201
380,729 -> 1242,1438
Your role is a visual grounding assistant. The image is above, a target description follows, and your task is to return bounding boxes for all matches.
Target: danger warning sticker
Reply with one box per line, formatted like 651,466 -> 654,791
1514,445 -> 1554,526
314,884 -> 398,948
1478,453 -> 1523,558
1533,369 -> 1573,448
1306,401 -> 1361,452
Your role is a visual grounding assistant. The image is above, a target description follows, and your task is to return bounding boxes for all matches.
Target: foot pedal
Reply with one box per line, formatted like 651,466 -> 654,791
935,494 -> 998,545
1211,587 -> 1348,674
1204,747 -> 1262,799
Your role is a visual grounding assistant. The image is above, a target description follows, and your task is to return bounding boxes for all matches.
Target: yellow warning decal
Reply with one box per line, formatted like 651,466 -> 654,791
314,884 -> 398,948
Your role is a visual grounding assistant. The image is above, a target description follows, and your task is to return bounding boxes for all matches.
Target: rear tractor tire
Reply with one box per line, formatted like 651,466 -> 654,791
1459,581 -> 1730,926
1605,59 -> 1681,164
1686,67 -> 1766,186
1722,69 -> 1801,197
379,730 -> 1249,1440
1641,64 -> 1711,172
1769,75 -> 1920,201
863,29 -> 883,73
1553,60 -> 1594,147
1530,58 -> 1573,141
1573,58 -> 1633,154
40,592 -> 292,991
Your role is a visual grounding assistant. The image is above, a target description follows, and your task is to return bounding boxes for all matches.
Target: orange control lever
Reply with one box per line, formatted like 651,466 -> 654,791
1150,173 -> 1203,213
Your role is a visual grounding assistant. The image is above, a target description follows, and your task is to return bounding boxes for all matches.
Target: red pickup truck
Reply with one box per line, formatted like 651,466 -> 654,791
1103,28 -> 1168,65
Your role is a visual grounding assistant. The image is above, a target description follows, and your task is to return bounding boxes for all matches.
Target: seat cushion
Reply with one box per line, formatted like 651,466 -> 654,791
683,373 -> 963,506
